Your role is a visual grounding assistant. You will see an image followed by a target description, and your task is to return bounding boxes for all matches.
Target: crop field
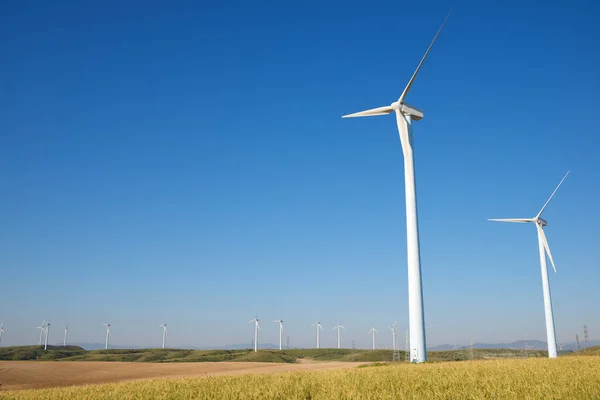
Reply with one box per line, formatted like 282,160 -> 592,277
2,356 -> 600,399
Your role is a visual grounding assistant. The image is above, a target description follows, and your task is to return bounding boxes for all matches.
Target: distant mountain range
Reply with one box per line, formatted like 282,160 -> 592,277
70,340 -> 598,352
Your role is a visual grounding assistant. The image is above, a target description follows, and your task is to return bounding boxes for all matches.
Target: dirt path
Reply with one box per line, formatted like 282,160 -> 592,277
0,360 -> 366,391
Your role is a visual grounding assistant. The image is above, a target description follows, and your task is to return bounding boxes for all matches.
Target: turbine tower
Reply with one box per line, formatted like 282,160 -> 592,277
44,322 -> 51,350
310,321 -> 323,349
63,325 -> 68,347
489,171 -> 570,359
368,327 -> 378,350
159,324 -> 167,349
341,12 -> 451,363
103,323 -> 111,350
248,317 -> 260,352
0,321 -> 4,346
36,321 -> 45,346
273,320 -> 284,350
333,320 -> 345,349
389,322 -> 399,351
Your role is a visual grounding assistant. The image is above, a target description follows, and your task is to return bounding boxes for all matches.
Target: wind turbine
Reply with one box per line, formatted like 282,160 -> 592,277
273,320 -> 284,350
333,320 -> 346,349
310,321 -> 323,349
489,171 -> 569,359
44,322 -> 51,350
388,322 -> 399,351
159,324 -> 167,349
0,321 -> 4,346
368,327 -> 378,350
341,12 -> 451,363
249,317 -> 260,352
63,325 -> 68,346
36,321 -> 45,346
103,323 -> 111,350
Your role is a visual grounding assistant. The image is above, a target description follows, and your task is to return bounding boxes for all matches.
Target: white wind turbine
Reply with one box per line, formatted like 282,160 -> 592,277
489,171 -> 570,359
249,317 -> 260,352
389,322 -> 399,351
159,324 -> 167,349
368,327 -> 378,350
63,325 -> 68,346
36,321 -> 45,346
310,321 -> 323,349
103,323 -> 111,350
0,321 -> 4,346
44,322 -> 51,350
333,320 -> 346,349
341,12 -> 451,363
273,320 -> 284,350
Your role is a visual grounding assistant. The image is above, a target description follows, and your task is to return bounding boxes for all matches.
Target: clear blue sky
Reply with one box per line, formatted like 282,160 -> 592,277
1,0 -> 599,349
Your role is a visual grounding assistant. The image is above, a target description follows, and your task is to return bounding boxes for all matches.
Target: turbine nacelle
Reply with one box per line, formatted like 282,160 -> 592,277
535,217 -> 548,227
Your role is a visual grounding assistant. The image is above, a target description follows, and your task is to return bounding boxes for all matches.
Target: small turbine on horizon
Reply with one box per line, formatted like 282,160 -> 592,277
368,327 -> 378,350
310,321 -> 323,349
44,322 -> 51,350
63,325 -> 68,347
159,324 -> 167,349
249,317 -> 260,352
36,321 -> 45,346
333,320 -> 345,349
341,11 -> 452,363
388,322 -> 399,351
0,321 -> 4,346
489,171 -> 570,359
273,320 -> 284,351
103,323 -> 111,350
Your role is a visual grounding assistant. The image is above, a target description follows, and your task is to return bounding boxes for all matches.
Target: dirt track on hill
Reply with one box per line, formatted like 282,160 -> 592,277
0,360 -> 365,391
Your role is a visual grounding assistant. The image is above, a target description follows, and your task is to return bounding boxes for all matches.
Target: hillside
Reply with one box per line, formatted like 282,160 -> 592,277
0,345 -> 86,361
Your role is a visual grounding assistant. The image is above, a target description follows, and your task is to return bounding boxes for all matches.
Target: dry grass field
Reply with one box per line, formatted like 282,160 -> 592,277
2,357 -> 600,399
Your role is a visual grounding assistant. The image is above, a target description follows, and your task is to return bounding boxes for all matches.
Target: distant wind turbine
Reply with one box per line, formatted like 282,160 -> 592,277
368,327 -> 378,350
310,321 -> 323,349
341,11 -> 452,363
489,171 -> 569,359
388,322 -> 399,351
333,320 -> 346,349
44,322 -> 51,350
273,320 -> 284,350
159,324 -> 167,349
249,317 -> 260,352
63,325 -> 68,347
0,321 -> 4,346
36,321 -> 45,346
103,324 -> 111,350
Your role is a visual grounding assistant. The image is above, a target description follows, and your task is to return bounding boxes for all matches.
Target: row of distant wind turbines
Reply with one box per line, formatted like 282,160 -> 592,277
341,10 -> 569,362
249,318 -> 400,351
31,321 -> 168,350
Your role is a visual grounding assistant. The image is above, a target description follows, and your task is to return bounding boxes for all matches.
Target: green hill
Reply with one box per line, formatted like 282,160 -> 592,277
0,345 -> 86,361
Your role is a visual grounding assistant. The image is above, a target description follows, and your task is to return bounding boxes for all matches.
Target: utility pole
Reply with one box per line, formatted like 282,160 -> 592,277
469,339 -> 474,360
584,325 -> 589,350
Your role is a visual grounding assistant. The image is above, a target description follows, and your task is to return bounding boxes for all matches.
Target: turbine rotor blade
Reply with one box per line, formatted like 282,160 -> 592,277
537,224 -> 557,273
488,218 -> 533,223
536,171 -> 570,219
398,10 -> 452,104
342,105 -> 393,118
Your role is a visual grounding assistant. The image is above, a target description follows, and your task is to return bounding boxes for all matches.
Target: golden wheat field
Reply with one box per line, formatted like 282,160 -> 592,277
3,357 -> 600,400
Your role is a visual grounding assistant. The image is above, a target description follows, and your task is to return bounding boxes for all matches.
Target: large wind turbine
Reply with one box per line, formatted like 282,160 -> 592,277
103,323 -> 111,350
333,321 -> 346,349
63,325 -> 68,347
0,321 -> 4,346
249,317 -> 260,352
273,320 -> 284,350
159,324 -> 167,349
489,171 -> 570,359
310,321 -> 323,349
368,327 -> 378,350
36,321 -> 45,346
44,322 -> 51,350
341,12 -> 451,363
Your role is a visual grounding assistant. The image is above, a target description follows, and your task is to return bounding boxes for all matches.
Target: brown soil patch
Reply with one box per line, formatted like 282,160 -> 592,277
0,360 -> 365,391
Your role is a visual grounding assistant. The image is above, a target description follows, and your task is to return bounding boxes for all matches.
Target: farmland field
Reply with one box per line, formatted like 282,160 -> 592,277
2,356 -> 599,399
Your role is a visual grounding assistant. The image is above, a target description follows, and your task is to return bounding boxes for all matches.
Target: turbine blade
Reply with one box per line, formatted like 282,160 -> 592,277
340,325 -> 345,330
536,171 -> 570,219
488,218 -> 533,223
342,105 -> 393,118
537,224 -> 557,273
398,10 -> 452,104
